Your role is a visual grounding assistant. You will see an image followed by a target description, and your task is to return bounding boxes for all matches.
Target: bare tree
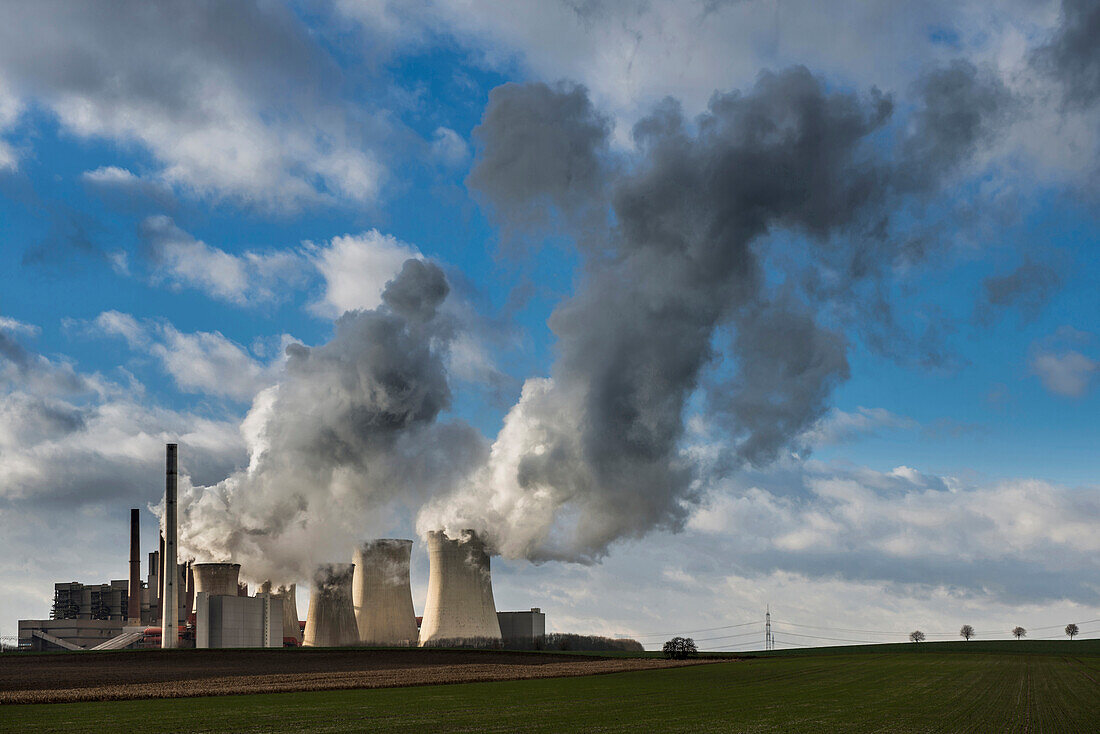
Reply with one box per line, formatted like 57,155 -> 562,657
1012,626 -> 1026,640
662,636 -> 698,659
909,630 -> 925,643
959,625 -> 974,641
1065,624 -> 1079,640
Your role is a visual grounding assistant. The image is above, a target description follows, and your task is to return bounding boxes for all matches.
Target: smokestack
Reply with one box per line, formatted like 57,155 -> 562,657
161,443 -> 178,648
418,530 -> 501,646
191,562 -> 241,611
303,563 -> 357,647
352,539 -> 418,646
128,508 -> 141,623
184,562 -> 195,617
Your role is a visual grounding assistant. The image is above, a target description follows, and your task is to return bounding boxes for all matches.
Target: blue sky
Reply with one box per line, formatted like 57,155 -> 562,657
0,0 -> 1097,648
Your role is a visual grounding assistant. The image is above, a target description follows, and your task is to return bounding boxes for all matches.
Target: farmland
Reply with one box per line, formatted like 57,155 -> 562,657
1,641 -> 1098,732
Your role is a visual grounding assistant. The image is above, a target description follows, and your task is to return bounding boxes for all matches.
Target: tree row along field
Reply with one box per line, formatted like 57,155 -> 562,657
3,644 -> 1098,733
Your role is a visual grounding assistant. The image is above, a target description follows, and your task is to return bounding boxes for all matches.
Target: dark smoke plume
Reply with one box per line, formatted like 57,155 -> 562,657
420,64 -> 1008,562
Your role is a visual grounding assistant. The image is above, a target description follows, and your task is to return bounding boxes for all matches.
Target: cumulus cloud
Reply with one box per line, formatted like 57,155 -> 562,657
0,1 -> 383,208
94,310 -> 285,402
0,324 -> 245,508
140,216 -> 308,306
307,230 -> 422,317
686,461 -> 1100,605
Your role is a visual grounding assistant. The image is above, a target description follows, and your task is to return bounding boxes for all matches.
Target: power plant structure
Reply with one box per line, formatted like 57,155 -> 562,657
191,563 -> 242,610
162,443 -> 179,649
352,539 -> 418,645
303,563 -> 358,647
258,581 -> 303,644
418,530 -> 502,646
18,444 -> 556,652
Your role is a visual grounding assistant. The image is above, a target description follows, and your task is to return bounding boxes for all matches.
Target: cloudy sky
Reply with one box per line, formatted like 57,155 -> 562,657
1,0 -> 1098,649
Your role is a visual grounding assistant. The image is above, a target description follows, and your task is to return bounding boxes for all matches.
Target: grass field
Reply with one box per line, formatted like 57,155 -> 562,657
3,641 -> 1098,733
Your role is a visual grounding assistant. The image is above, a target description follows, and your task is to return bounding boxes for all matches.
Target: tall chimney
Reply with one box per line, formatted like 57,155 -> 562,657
128,509 -> 141,623
161,443 -> 179,648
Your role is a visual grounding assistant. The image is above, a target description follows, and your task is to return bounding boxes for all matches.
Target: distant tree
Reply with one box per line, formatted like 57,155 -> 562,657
960,625 -> 975,641
909,630 -> 925,643
663,636 -> 698,659
1065,624 -> 1079,640
1012,626 -> 1026,640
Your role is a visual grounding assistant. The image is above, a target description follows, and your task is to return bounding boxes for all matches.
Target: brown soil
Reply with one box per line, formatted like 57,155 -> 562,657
0,648 -> 712,704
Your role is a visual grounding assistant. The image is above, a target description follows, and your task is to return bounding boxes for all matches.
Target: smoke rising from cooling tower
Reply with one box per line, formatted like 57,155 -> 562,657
418,65 -> 1010,562
171,64 -> 1008,576
175,260 -> 487,582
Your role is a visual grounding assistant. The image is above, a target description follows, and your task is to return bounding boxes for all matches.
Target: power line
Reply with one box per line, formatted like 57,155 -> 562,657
635,620 -> 758,639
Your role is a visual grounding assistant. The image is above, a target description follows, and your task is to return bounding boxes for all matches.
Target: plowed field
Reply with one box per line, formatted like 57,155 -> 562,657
0,648 -> 709,704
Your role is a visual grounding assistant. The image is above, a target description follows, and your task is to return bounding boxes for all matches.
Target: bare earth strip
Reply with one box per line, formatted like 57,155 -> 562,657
1,656 -> 712,705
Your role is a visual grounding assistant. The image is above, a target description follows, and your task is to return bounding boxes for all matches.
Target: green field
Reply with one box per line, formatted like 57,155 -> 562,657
4,641 -> 1098,733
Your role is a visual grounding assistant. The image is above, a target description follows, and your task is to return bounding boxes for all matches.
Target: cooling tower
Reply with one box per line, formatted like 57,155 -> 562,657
274,584 -> 302,643
258,581 -> 302,643
191,562 -> 241,611
418,530 -> 502,646
352,539 -> 418,645
303,563 -> 358,647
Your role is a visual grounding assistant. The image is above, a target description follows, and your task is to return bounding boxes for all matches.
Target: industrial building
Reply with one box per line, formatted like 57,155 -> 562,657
195,592 -> 282,648
17,444 -> 545,653
51,580 -> 129,621
498,608 -> 546,642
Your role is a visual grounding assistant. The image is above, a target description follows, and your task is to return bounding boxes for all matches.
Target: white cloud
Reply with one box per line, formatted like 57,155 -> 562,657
0,317 -> 39,336
307,230 -> 421,318
1029,328 -> 1098,398
141,216 -> 308,307
94,311 -> 286,402
431,126 -> 469,167
1031,350 -> 1098,398
0,3 -> 384,208
81,166 -> 139,185
800,406 -> 916,447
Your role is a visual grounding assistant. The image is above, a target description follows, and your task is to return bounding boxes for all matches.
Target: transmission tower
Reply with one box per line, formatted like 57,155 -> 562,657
765,604 -> 774,650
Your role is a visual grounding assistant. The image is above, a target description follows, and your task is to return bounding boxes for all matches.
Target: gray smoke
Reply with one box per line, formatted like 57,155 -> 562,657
1034,0 -> 1100,109
178,260 -> 487,582
419,64 -> 1010,562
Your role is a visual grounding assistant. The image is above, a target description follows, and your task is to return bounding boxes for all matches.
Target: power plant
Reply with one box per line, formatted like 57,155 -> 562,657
16,444 -> 546,652
303,563 -> 358,647
418,530 -> 502,646
191,563 -> 242,609
352,539 -> 418,645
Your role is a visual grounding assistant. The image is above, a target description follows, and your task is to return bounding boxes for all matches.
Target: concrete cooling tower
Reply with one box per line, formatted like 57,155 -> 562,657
303,563 -> 358,647
352,539 -> 418,645
418,530 -> 502,646
191,563 -> 241,611
257,581 -> 302,644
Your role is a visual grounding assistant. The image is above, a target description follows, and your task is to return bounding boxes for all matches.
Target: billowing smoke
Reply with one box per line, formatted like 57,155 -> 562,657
178,63 -> 1010,574
418,65 -> 1008,562
177,259 -> 487,582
